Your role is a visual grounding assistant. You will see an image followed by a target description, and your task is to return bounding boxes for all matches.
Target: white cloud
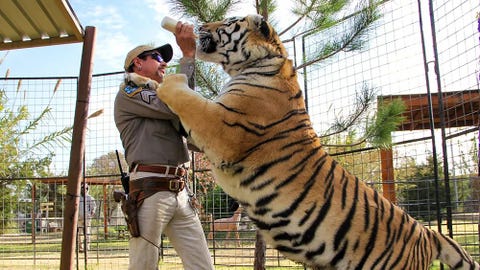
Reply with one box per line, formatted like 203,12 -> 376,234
89,5 -> 126,30
144,0 -> 171,25
74,2 -> 135,72
95,31 -> 133,72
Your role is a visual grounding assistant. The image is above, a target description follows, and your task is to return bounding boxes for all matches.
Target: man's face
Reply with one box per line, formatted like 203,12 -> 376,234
135,51 -> 168,83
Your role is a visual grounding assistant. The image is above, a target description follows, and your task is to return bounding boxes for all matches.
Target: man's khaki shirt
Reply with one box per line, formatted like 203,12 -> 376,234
114,57 -> 195,168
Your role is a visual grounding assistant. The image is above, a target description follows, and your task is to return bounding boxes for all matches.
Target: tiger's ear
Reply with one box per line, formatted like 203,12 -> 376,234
250,15 -> 271,39
259,18 -> 271,39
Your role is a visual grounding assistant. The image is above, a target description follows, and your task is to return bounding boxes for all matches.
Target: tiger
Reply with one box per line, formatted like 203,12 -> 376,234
128,14 -> 479,270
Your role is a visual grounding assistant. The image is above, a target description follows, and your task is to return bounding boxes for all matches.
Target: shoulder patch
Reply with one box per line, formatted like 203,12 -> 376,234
123,85 -> 143,97
140,91 -> 156,104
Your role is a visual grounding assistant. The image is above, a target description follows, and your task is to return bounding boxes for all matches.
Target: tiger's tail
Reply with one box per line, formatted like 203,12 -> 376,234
433,230 -> 480,269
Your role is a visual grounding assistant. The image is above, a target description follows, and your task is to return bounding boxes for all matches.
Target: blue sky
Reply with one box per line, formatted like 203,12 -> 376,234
0,0 -> 263,77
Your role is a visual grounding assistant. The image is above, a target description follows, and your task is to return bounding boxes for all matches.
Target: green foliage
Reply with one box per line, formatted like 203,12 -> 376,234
203,185 -> 237,219
322,83 -> 376,140
297,1 -> 381,67
256,0 -> 277,18
326,133 -> 383,184
166,0 -> 240,23
457,135 -> 478,176
366,98 -> 406,148
0,91 -> 53,231
0,78 -> 72,233
85,151 -> 128,222
170,61 -> 225,98
86,151 -> 128,177
396,155 -> 447,221
195,61 -> 227,99
321,87 -> 406,149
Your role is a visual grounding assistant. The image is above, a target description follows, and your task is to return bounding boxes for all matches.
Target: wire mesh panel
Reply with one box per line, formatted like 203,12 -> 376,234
301,0 -> 480,264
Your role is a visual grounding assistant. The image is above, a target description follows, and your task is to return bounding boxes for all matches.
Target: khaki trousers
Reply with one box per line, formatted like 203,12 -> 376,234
77,218 -> 91,251
129,172 -> 213,270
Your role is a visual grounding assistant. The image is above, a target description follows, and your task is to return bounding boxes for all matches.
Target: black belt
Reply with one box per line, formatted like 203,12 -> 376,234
130,164 -> 186,176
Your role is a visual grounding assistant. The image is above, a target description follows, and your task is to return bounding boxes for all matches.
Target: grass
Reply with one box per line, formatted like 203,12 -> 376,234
0,221 -> 478,269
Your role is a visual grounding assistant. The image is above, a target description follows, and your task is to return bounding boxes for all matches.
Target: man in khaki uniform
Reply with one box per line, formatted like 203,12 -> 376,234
78,183 -> 96,252
114,20 -> 213,270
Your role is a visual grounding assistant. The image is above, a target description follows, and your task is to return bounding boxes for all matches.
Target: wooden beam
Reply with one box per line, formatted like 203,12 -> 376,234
37,176 -> 121,185
381,89 -> 480,131
60,26 -> 95,270
0,36 -> 81,50
380,149 -> 396,204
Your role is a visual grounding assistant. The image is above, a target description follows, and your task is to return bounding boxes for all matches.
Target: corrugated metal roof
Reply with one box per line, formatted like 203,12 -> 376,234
0,0 -> 84,50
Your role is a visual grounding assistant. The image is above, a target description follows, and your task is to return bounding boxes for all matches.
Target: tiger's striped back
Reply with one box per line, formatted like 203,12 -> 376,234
157,14 -> 480,269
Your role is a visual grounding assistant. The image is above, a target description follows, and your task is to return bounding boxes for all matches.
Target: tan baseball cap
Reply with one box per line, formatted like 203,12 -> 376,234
124,44 -> 173,71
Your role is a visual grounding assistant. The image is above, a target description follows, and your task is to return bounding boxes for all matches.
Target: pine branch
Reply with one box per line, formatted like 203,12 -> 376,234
166,0 -> 239,23
296,0 -> 381,70
256,0 -> 277,19
320,82 -> 375,138
195,62 -> 225,98
366,98 -> 406,148
279,0 -> 326,37
278,13 -> 307,37
322,135 -> 369,148
321,90 -> 406,150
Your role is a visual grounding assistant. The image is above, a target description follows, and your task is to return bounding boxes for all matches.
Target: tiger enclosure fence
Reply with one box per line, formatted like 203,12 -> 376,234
0,0 -> 479,269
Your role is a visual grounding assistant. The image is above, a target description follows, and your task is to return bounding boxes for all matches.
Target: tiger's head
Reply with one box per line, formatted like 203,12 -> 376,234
197,15 -> 288,76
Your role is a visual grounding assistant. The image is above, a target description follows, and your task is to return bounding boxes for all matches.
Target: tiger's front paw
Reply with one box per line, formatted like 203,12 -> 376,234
125,72 -> 159,89
157,74 -> 190,95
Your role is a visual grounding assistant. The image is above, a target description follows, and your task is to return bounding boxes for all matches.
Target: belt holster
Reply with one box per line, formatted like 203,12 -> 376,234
113,190 -> 141,237
113,176 -> 186,238
125,191 -> 141,237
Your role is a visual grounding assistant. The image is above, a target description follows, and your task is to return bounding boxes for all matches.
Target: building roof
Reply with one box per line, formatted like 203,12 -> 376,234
0,0 -> 84,50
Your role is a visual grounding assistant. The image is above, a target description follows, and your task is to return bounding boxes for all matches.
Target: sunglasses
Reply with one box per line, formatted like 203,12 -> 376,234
140,52 -> 164,63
